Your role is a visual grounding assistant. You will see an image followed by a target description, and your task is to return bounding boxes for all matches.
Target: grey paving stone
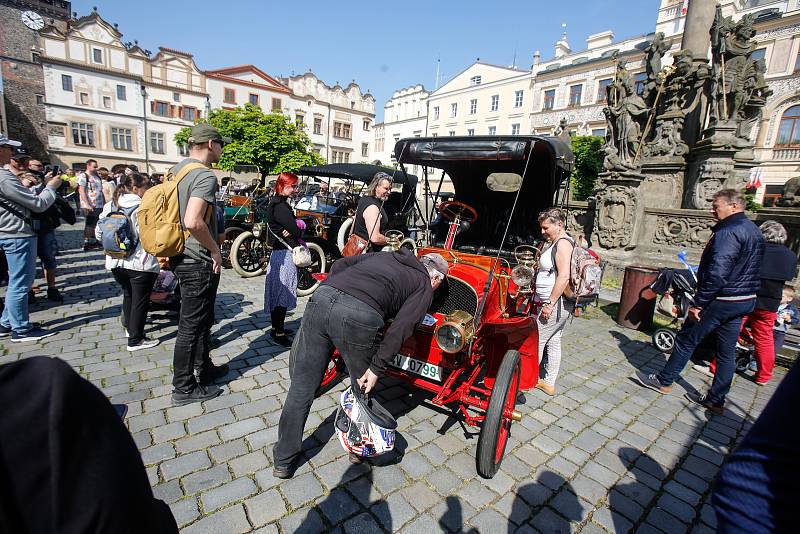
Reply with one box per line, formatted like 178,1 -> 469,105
399,451 -> 434,479
166,402 -> 204,422
657,493 -> 697,523
342,511 -> 382,534
229,450 -> 270,478
399,513 -> 440,534
200,477 -> 258,513
529,506 -> 572,533
492,492 -> 530,525
175,430 -> 221,454
316,487 -> 361,525
152,479 -> 183,504
645,506 -> 687,534
427,467 -> 462,496
151,421 -> 186,443
169,497 -> 200,527
591,505 -> 632,533
371,464 -> 408,495
244,489 -> 287,527
219,416 -> 266,441
278,507 -> 325,534
181,465 -> 232,495
140,442 -> 176,465
281,471 -> 325,508
127,410 -> 167,433
469,507 -> 509,532
400,481 -> 441,513
160,451 -> 211,480
186,408 -> 236,434
209,439 -> 249,464
182,503 -> 251,534
570,475 -> 607,506
372,491 -> 418,530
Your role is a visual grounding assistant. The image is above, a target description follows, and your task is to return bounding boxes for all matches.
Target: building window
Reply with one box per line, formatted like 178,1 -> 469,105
179,144 -> 189,157
568,84 -> 582,107
433,106 -> 439,120
363,119 -> 370,131
224,88 -> 235,104
79,92 -> 89,105
514,90 -> 524,108
511,123 -> 520,135
634,73 -> 647,96
111,127 -> 133,151
469,99 -> 477,115
449,130 -> 455,136
488,126 -> 497,135
295,113 -> 305,128
92,48 -> 102,63
271,98 -> 282,112
117,85 -> 126,101
182,106 -> 197,121
102,96 -> 112,109
62,75 -> 72,92
752,48 -> 766,61
467,128 -> 475,136
313,117 -> 322,134
470,75 -> 482,86
249,93 -> 259,106
776,105 -> 800,147
597,78 -> 612,103
333,121 -> 352,139
172,92 -> 180,102
331,150 -> 351,163
71,122 -> 94,146
150,132 -> 165,154
154,101 -> 169,117
543,89 -> 555,110
35,94 -> 44,105
591,128 -> 606,137
795,50 -> 800,72
490,95 -> 499,112
450,103 -> 457,118
362,142 -> 369,157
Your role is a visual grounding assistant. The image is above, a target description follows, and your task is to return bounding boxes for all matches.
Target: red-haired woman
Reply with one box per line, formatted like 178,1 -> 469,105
265,172 -> 304,346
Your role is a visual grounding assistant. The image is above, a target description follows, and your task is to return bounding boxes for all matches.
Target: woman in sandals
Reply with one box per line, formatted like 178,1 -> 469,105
265,172 -> 304,347
534,208 -> 575,396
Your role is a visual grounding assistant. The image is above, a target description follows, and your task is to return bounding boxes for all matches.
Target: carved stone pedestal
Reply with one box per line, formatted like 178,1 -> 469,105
592,171 -> 645,252
640,159 -> 685,208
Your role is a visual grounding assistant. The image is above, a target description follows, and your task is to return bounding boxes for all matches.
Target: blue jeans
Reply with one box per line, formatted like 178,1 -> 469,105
658,299 -> 754,406
37,230 -> 58,270
0,236 -> 37,334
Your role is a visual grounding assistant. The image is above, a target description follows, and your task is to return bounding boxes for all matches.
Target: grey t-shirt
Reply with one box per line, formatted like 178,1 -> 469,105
172,158 -> 218,263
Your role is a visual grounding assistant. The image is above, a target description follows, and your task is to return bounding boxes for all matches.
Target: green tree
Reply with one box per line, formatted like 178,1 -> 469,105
174,104 -> 325,174
569,136 -> 604,201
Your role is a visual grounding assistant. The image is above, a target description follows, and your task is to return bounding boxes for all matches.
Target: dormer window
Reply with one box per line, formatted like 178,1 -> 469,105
470,76 -> 482,86
92,48 -> 102,64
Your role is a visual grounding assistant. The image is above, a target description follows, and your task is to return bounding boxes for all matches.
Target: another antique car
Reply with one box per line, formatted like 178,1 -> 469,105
312,136 -> 574,478
230,163 -> 420,296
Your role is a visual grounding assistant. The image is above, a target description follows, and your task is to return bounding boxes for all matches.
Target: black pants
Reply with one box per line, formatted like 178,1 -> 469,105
112,268 -> 157,346
0,357 -> 178,533
172,259 -> 219,393
273,285 -> 383,468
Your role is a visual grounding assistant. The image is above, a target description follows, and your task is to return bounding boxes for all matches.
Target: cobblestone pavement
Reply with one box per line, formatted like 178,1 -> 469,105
3,227 -> 783,533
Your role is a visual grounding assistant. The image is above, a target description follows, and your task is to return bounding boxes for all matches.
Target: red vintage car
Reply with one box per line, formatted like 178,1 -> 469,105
314,136 -> 574,478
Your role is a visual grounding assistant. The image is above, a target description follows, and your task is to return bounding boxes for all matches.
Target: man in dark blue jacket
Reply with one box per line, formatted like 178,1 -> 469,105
635,189 -> 764,414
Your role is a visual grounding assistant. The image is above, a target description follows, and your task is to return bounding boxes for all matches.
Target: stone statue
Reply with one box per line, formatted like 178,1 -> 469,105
602,69 -> 649,171
777,176 -> 800,207
643,32 -> 669,103
554,117 -> 569,138
738,58 -> 772,144
710,7 -> 757,124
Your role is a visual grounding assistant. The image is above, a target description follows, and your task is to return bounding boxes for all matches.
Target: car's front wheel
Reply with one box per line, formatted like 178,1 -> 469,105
231,231 -> 269,278
476,349 -> 520,479
296,241 -> 326,297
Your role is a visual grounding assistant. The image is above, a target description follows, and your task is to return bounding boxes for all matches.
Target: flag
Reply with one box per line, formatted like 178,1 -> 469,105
747,167 -> 763,189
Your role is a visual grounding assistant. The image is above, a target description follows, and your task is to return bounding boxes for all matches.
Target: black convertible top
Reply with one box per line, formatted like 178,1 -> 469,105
296,163 -> 417,186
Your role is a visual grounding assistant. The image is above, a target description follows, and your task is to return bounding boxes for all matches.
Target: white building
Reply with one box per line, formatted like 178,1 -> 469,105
427,62 -> 531,139
373,84 -> 429,165
39,11 -> 148,172
143,47 -> 208,173
281,72 -> 376,164
206,64 -> 293,116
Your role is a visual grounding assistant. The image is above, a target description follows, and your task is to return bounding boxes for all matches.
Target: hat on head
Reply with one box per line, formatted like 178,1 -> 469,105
187,123 -> 232,145
11,147 -> 31,160
421,253 -> 449,277
0,135 -> 22,148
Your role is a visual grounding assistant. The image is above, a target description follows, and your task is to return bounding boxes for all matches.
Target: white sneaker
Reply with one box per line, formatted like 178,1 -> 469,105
127,337 -> 160,352
124,329 -> 129,338
692,364 -> 714,378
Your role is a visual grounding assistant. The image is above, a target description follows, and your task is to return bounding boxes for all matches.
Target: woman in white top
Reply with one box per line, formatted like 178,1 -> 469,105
534,208 -> 575,396
95,173 -> 161,352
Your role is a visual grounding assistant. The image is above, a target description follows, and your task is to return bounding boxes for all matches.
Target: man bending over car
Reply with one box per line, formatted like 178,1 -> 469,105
272,249 -> 448,478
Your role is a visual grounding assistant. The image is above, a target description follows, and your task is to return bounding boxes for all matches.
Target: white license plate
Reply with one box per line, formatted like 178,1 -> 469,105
390,354 -> 443,381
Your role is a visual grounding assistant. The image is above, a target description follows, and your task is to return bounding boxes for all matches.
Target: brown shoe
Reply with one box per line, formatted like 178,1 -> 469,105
535,381 -> 556,396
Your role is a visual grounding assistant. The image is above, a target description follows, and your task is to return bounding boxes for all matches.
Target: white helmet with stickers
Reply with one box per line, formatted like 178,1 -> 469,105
335,386 -> 397,458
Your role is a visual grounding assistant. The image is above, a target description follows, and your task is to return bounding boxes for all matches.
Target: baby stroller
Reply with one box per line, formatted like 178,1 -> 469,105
650,251 -> 697,353
150,270 -> 181,313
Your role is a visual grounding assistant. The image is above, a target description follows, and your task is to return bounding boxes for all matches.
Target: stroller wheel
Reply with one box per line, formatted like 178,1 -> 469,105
652,328 -> 676,353
735,353 -> 752,373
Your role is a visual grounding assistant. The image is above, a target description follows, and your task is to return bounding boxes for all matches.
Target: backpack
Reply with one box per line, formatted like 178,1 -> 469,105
137,162 -> 206,257
551,235 -> 604,306
98,204 -> 138,259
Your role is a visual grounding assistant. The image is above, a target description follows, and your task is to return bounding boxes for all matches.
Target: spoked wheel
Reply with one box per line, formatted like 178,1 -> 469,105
289,349 -> 347,398
652,328 -> 676,353
231,231 -> 269,278
221,226 -> 245,269
477,349 -> 521,479
735,350 -> 753,373
296,242 -> 327,297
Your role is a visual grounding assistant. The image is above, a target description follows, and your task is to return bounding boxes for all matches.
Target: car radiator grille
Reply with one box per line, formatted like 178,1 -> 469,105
433,276 -> 479,317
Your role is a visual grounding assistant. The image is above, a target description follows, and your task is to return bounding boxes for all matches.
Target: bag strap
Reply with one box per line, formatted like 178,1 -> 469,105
166,162 -> 206,185
265,223 -> 293,250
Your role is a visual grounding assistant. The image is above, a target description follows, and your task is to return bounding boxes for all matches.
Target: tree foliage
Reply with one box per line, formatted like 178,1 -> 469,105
174,104 -> 325,174
569,136 -> 604,201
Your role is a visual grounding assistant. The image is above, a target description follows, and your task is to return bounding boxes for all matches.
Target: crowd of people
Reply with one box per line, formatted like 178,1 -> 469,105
1,126 -> 798,530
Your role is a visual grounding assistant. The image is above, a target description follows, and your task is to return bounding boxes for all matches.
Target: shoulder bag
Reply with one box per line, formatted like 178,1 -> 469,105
267,224 -> 312,268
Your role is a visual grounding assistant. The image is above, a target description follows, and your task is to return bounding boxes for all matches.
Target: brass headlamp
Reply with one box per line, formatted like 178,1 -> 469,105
434,310 -> 476,353
511,245 -> 539,293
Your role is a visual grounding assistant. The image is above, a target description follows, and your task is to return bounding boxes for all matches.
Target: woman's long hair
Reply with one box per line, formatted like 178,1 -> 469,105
113,173 -> 150,206
365,173 -> 392,198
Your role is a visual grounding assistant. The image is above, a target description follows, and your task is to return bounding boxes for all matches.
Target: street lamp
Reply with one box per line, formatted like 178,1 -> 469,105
141,84 -> 150,173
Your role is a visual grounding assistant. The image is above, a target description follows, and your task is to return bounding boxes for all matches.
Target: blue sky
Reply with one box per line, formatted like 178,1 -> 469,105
71,0 -> 661,120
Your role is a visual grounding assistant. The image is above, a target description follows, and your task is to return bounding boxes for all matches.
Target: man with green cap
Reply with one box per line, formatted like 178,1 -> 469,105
170,123 -> 232,406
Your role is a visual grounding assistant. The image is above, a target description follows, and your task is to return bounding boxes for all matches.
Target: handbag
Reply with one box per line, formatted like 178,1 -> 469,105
341,232 -> 369,257
267,225 -> 312,268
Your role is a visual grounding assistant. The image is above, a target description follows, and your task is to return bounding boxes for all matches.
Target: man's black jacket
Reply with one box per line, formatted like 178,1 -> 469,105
324,249 -> 433,376
694,212 -> 764,309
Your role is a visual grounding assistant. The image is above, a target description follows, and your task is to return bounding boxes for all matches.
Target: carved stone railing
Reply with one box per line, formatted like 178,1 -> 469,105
773,148 -> 800,160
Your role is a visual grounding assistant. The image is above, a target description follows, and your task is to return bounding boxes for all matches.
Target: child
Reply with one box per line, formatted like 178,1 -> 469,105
774,285 -> 799,355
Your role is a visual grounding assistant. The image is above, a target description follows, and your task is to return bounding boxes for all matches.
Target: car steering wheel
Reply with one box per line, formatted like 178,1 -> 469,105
438,200 -> 478,224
